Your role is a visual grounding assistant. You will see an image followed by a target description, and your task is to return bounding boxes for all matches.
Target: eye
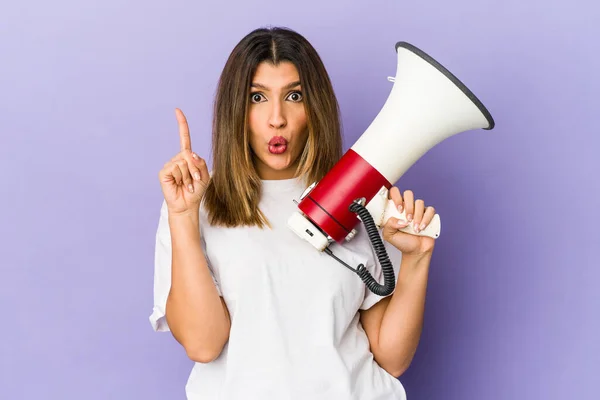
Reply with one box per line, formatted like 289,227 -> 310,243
250,92 -> 265,103
287,91 -> 303,102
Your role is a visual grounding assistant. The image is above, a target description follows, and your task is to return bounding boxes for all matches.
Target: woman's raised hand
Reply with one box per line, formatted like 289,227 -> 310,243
158,108 -> 210,216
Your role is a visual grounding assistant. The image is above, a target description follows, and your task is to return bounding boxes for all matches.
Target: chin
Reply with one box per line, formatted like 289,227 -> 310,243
258,154 -> 298,175
266,162 -> 293,172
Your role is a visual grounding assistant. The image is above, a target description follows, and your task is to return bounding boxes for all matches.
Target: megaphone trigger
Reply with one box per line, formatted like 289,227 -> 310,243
363,187 -> 441,239
382,198 -> 441,239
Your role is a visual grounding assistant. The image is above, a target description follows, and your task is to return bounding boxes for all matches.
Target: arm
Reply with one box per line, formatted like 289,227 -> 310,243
165,210 -> 231,363
359,252 -> 431,377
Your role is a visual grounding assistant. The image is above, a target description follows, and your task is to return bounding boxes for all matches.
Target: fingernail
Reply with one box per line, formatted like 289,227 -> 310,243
419,222 -> 426,231
188,184 -> 194,193
397,204 -> 403,213
413,222 -> 420,233
407,214 -> 413,222
397,219 -> 408,228
192,153 -> 198,159
194,172 -> 201,180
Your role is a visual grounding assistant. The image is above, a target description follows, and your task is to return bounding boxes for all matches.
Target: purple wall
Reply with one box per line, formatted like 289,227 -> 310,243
1,1 -> 598,399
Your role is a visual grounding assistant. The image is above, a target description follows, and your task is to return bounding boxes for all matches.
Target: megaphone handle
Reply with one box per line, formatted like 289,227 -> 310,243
382,198 -> 441,239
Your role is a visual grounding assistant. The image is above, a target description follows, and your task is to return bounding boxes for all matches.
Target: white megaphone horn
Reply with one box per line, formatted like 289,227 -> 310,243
287,41 -> 495,296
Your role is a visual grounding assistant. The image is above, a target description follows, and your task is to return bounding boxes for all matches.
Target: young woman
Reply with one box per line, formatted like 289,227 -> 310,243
151,26 -> 436,399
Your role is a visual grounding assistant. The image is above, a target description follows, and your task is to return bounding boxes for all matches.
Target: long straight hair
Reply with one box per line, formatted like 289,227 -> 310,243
202,27 -> 342,228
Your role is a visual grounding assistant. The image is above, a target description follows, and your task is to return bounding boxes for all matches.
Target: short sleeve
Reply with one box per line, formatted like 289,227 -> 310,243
359,239 -> 403,310
149,200 -> 222,332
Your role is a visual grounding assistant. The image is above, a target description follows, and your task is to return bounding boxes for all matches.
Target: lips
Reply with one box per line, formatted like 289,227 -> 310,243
268,136 -> 288,154
269,136 -> 288,146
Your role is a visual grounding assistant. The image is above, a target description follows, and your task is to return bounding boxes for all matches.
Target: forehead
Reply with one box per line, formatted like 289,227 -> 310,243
252,61 -> 300,88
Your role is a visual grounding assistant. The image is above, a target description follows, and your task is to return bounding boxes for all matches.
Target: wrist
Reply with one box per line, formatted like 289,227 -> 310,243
401,250 -> 432,267
168,209 -> 200,226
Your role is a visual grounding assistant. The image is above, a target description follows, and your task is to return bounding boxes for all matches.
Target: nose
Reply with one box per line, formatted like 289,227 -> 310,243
268,100 -> 287,129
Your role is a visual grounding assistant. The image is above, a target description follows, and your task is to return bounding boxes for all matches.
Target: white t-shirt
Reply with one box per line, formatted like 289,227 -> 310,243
150,176 -> 407,399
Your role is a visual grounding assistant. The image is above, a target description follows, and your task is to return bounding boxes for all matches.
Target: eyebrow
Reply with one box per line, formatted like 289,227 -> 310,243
250,80 -> 301,91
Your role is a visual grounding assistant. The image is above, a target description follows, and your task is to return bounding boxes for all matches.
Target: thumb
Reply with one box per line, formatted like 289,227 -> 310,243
381,217 -> 410,239
384,217 -> 410,231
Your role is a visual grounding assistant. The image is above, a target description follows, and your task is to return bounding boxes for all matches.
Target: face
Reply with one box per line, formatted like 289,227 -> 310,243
247,61 -> 309,180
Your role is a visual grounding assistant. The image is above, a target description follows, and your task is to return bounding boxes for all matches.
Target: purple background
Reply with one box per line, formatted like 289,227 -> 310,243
1,0 -> 598,399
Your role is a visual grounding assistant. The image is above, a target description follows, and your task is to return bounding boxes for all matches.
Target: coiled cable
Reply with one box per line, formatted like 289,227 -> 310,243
323,200 -> 396,297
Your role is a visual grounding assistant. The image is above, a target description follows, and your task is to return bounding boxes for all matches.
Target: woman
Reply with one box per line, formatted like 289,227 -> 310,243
150,26 -> 436,399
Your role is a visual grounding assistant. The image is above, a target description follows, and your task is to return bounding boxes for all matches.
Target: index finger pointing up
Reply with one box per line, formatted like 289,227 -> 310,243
175,108 -> 192,151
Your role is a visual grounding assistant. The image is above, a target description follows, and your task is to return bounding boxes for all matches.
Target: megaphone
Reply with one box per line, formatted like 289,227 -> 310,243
287,41 -> 495,296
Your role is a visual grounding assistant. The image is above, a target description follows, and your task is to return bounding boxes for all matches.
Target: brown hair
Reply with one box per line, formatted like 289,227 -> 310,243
202,26 -> 342,228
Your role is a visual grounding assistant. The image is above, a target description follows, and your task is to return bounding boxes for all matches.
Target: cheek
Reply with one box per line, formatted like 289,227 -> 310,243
247,109 -> 262,147
291,108 -> 308,133
248,109 -> 259,133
